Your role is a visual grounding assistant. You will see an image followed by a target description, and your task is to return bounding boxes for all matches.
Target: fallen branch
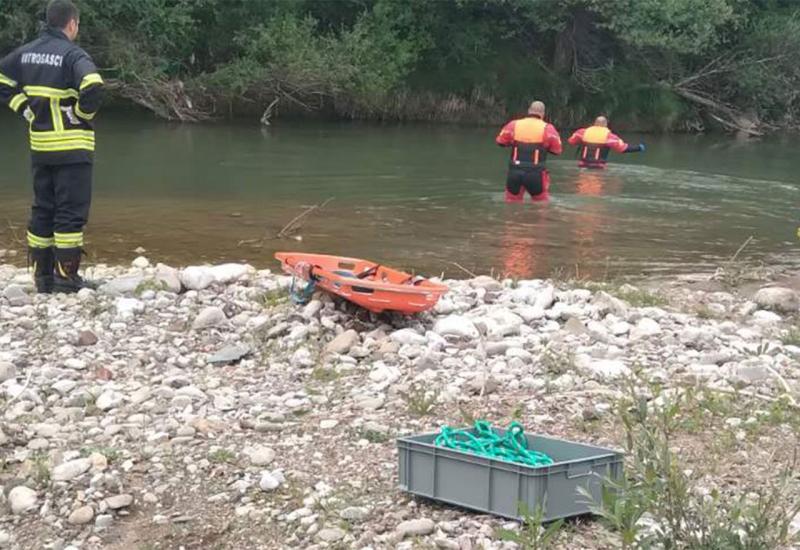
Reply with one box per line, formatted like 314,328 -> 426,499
4,219 -> 24,247
277,197 -> 334,239
685,385 -> 800,411
447,262 -> 478,278
4,370 -> 32,408
260,97 -> 279,126
729,235 -> 754,263
764,365 -> 799,407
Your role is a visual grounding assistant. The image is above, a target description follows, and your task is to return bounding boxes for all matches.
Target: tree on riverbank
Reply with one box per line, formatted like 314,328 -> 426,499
2,0 -> 799,133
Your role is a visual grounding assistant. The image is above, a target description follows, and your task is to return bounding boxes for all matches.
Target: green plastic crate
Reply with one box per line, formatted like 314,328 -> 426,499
397,428 -> 623,521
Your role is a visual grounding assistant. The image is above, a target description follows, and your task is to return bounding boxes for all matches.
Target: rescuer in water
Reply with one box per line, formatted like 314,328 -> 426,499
496,101 -> 563,202
567,116 -> 645,169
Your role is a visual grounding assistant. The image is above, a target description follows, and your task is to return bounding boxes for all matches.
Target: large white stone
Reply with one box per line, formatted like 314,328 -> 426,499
131,256 -> 150,268
397,518 -> 435,538
753,310 -> 781,325
0,361 -> 16,382
8,486 -> 37,514
259,471 -> 282,491
390,328 -> 427,346
53,458 -> 91,481
98,275 -> 144,295
209,263 -> 255,284
180,263 -> 255,290
753,287 -> 799,313
96,390 -> 124,411
368,363 -> 401,384
155,264 -> 182,293
115,297 -> 144,318
3,285 -> 30,307
180,266 -> 215,290
484,308 -> 524,338
324,330 -> 359,355
585,359 -> 630,380
630,318 -> 661,340
533,285 -> 556,310
192,306 -> 226,330
433,315 -> 479,339
593,291 -> 629,317
245,446 -> 276,466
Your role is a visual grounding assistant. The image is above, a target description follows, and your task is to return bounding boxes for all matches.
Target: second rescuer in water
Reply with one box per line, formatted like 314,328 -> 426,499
496,101 -> 562,202
567,116 -> 644,169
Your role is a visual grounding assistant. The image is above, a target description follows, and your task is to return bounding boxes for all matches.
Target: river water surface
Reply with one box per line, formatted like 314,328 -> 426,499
0,114 -> 798,279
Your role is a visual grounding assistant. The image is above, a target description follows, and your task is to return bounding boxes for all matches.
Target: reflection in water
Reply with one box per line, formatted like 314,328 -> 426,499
498,171 -> 625,279
498,206 -> 550,278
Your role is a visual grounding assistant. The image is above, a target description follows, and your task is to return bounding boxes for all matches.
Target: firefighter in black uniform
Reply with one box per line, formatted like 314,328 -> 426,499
0,0 -> 103,293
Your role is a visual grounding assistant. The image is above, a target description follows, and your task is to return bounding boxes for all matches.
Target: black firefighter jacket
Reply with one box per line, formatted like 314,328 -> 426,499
0,27 -> 104,165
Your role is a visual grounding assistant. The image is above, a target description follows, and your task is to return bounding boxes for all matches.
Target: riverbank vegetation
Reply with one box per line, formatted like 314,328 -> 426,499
2,0 -> 799,133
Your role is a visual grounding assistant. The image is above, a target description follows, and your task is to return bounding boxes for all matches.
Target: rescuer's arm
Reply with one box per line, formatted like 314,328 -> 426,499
496,121 -> 515,147
545,124 -> 563,155
567,129 -> 584,146
0,49 -> 31,120
608,132 -> 645,153
71,51 -> 104,121
623,142 -> 646,153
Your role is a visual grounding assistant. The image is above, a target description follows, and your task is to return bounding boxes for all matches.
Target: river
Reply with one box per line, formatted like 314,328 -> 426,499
0,114 -> 798,279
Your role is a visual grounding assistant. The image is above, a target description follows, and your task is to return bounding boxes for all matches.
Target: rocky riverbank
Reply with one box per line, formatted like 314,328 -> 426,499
1,259 -> 799,549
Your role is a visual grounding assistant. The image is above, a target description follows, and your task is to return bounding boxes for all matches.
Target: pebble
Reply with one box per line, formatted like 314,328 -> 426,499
397,518 -> 436,538
68,505 -> 95,525
77,329 -> 98,346
105,494 -> 134,509
245,445 -> 276,466
259,471 -> 282,491
64,358 -> 87,370
94,514 -> 114,530
340,506 -> 369,521
317,527 -> 346,542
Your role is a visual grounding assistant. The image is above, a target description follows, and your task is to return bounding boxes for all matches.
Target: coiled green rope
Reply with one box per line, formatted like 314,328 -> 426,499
434,420 -> 553,467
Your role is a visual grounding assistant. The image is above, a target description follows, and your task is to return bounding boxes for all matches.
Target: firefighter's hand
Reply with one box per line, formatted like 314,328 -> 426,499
22,107 -> 34,123
638,142 -> 646,152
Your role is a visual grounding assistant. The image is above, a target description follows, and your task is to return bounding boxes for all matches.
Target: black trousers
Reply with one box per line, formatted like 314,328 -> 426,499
29,163 -> 93,240
505,167 -> 545,196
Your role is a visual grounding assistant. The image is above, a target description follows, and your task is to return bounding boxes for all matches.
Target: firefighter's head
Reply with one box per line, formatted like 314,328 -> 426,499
594,116 -> 609,127
46,0 -> 80,41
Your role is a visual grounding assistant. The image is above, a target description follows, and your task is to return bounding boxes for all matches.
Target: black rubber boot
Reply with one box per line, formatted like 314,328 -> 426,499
29,247 -> 55,294
53,247 -> 97,293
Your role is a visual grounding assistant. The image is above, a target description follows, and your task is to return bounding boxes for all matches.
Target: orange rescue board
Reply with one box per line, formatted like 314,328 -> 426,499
275,252 -> 448,314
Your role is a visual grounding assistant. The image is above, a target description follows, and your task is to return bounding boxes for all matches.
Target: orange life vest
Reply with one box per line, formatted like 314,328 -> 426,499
510,117 -> 548,170
579,125 -> 611,166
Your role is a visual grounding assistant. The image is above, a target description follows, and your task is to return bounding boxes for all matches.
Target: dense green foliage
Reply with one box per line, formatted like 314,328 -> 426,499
1,0 -> 798,131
